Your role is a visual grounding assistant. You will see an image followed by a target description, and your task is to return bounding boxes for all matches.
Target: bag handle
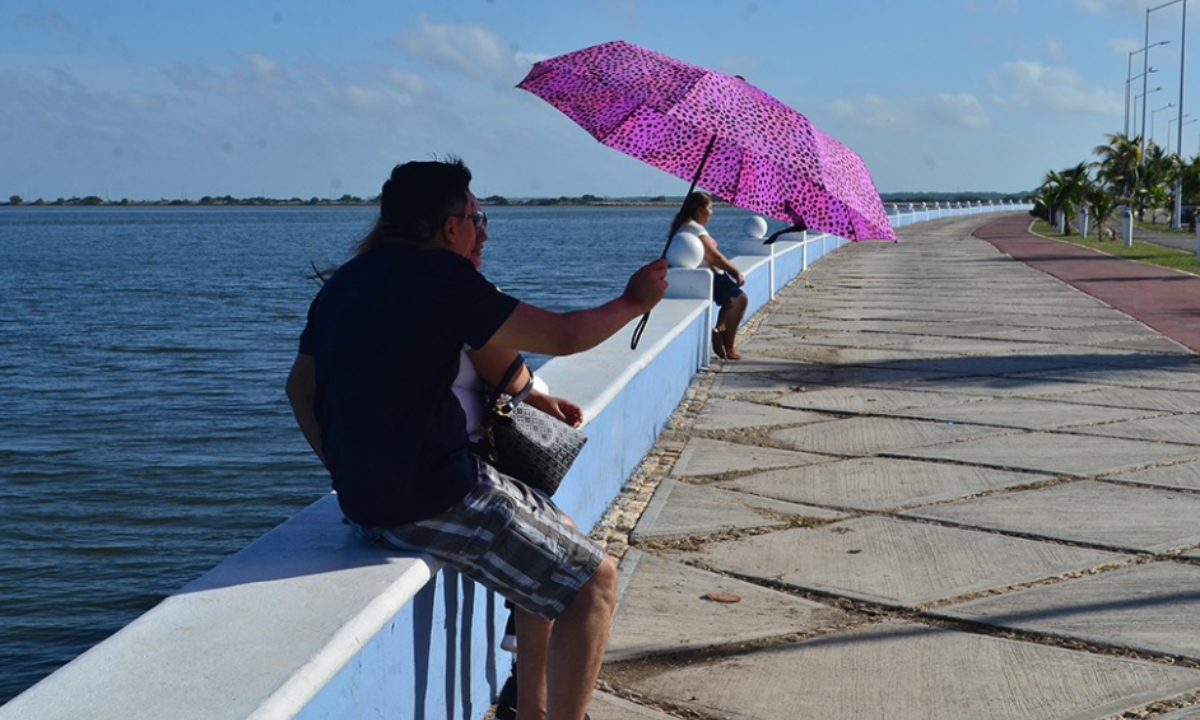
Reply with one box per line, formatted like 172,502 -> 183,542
485,355 -> 534,417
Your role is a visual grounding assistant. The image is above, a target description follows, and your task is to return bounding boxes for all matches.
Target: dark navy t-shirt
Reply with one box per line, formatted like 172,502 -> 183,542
299,243 -> 519,527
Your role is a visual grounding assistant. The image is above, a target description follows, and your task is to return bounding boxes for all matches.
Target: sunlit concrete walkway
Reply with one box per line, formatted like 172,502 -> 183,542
591,213 -> 1200,720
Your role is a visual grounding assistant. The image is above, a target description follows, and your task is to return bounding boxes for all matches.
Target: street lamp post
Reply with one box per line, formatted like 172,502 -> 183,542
1176,0 -> 1188,231
1145,0 -> 1188,230
1136,87 -> 1165,138
1153,103 -> 1177,145
1167,116 -> 1196,153
1127,42 -> 1170,136
1131,84 -> 1165,248
1128,68 -> 1160,137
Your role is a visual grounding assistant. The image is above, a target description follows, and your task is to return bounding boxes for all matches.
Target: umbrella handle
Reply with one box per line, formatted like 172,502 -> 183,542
630,312 -> 651,350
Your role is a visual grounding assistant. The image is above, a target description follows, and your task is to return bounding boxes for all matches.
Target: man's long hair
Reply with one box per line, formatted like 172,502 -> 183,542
354,157 -> 473,256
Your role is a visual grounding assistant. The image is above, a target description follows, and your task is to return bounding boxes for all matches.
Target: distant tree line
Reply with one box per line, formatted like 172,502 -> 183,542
2,193 -> 676,208
482,193 -> 674,206
2,194 -> 375,207
4,191 -> 1029,209
880,191 -> 1033,205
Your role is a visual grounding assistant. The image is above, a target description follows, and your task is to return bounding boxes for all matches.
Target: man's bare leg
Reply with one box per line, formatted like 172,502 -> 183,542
514,609 -> 551,720
544,556 -> 618,720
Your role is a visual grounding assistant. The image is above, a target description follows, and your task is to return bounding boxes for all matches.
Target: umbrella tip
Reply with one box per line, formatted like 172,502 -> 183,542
764,220 -> 807,245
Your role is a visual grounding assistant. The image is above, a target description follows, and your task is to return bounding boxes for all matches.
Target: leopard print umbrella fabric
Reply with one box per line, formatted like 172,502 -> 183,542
518,40 -> 896,241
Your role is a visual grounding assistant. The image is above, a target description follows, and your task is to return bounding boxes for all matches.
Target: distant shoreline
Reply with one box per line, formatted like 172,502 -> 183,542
0,196 -> 677,208
1,191 -> 1031,208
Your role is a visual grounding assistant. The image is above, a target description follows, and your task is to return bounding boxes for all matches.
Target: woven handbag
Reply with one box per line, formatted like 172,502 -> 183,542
479,356 -> 588,497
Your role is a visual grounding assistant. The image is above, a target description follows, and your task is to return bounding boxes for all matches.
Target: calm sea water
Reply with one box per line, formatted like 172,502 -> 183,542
0,203 -> 763,704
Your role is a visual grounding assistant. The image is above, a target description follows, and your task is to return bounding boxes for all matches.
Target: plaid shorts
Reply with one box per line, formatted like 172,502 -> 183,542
351,458 -> 605,620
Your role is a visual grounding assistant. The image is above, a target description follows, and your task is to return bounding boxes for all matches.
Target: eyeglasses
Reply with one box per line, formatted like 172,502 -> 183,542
451,210 -> 488,229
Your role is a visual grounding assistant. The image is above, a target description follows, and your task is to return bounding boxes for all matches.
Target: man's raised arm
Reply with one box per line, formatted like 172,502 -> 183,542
487,258 -> 668,356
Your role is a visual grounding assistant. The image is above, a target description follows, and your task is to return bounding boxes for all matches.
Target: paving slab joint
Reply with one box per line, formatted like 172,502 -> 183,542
892,510 -> 1169,556
658,551 -> 1200,671
600,613 -> 875,678
916,556 -> 1147,611
670,558 -> 1200,686
593,276 -> 821,560
1098,475 -> 1200,499
1118,691 -> 1200,719
592,359 -> 720,561
594,679 -> 727,720
631,514 -> 844,554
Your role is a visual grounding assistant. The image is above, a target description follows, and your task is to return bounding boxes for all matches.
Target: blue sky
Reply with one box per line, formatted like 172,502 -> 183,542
1,0 -> 1194,200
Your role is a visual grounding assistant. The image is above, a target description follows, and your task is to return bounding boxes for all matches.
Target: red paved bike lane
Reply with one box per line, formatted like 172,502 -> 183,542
973,214 -> 1200,353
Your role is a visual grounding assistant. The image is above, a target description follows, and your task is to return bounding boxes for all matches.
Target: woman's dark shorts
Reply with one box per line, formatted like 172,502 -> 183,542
713,270 -> 745,307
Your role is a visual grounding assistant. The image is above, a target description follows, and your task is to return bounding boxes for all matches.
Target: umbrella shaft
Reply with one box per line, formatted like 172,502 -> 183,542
661,134 -> 717,258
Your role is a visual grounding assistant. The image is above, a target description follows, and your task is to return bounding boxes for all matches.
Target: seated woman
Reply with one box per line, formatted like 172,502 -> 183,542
669,191 -> 748,359
450,212 -> 583,448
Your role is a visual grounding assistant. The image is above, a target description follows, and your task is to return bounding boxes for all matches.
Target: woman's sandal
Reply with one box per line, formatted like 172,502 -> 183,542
712,329 -> 727,359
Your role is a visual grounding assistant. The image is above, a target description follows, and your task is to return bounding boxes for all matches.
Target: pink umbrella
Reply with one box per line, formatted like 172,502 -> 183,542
517,40 -> 896,243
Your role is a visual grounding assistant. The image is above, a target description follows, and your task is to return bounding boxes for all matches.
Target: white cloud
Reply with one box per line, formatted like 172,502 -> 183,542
826,92 -> 992,133
1073,0 -> 1152,15
967,0 -> 1019,13
244,54 -> 284,86
1044,36 -> 1065,60
163,62 -> 245,95
385,68 -> 433,96
390,18 -> 524,84
160,55 -> 443,124
1109,37 -> 1142,56
923,93 -> 993,129
990,60 -> 1123,115
17,8 -> 76,33
336,84 -> 414,113
716,54 -> 761,79
598,0 -> 639,30
515,51 -> 550,68
826,94 -> 919,133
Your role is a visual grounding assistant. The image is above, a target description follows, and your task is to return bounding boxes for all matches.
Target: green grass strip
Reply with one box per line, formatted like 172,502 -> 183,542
1030,219 -> 1200,276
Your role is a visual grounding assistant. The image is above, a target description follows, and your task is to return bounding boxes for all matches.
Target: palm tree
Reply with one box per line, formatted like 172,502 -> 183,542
1086,185 -> 1117,240
1032,186 -> 1058,226
1040,162 -> 1090,235
1038,170 -> 1069,231
1093,132 -> 1141,202
1140,142 -> 1173,222
1179,155 -> 1200,228
1159,152 -> 1186,223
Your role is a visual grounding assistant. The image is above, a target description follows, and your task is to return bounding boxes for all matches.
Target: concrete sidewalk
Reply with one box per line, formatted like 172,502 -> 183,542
591,213 -> 1200,720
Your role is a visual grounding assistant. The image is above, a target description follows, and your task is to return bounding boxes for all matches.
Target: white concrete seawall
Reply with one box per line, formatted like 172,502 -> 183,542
0,202 -> 1030,720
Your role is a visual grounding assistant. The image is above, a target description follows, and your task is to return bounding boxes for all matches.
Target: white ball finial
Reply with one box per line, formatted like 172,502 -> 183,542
742,215 -> 768,239
666,232 -> 705,268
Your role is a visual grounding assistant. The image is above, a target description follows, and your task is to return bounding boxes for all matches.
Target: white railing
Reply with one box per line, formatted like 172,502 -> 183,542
0,202 -> 1029,720
888,199 -> 1032,227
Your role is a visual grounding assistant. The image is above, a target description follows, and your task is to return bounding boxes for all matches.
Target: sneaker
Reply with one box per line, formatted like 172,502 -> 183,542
501,611 -> 518,653
494,672 -> 518,720
493,700 -> 516,720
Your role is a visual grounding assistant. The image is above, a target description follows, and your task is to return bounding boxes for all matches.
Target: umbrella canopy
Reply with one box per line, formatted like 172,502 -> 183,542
517,40 -> 895,242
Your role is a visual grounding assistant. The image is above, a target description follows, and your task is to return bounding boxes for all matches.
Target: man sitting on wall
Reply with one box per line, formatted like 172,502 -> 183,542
285,157 -> 667,720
